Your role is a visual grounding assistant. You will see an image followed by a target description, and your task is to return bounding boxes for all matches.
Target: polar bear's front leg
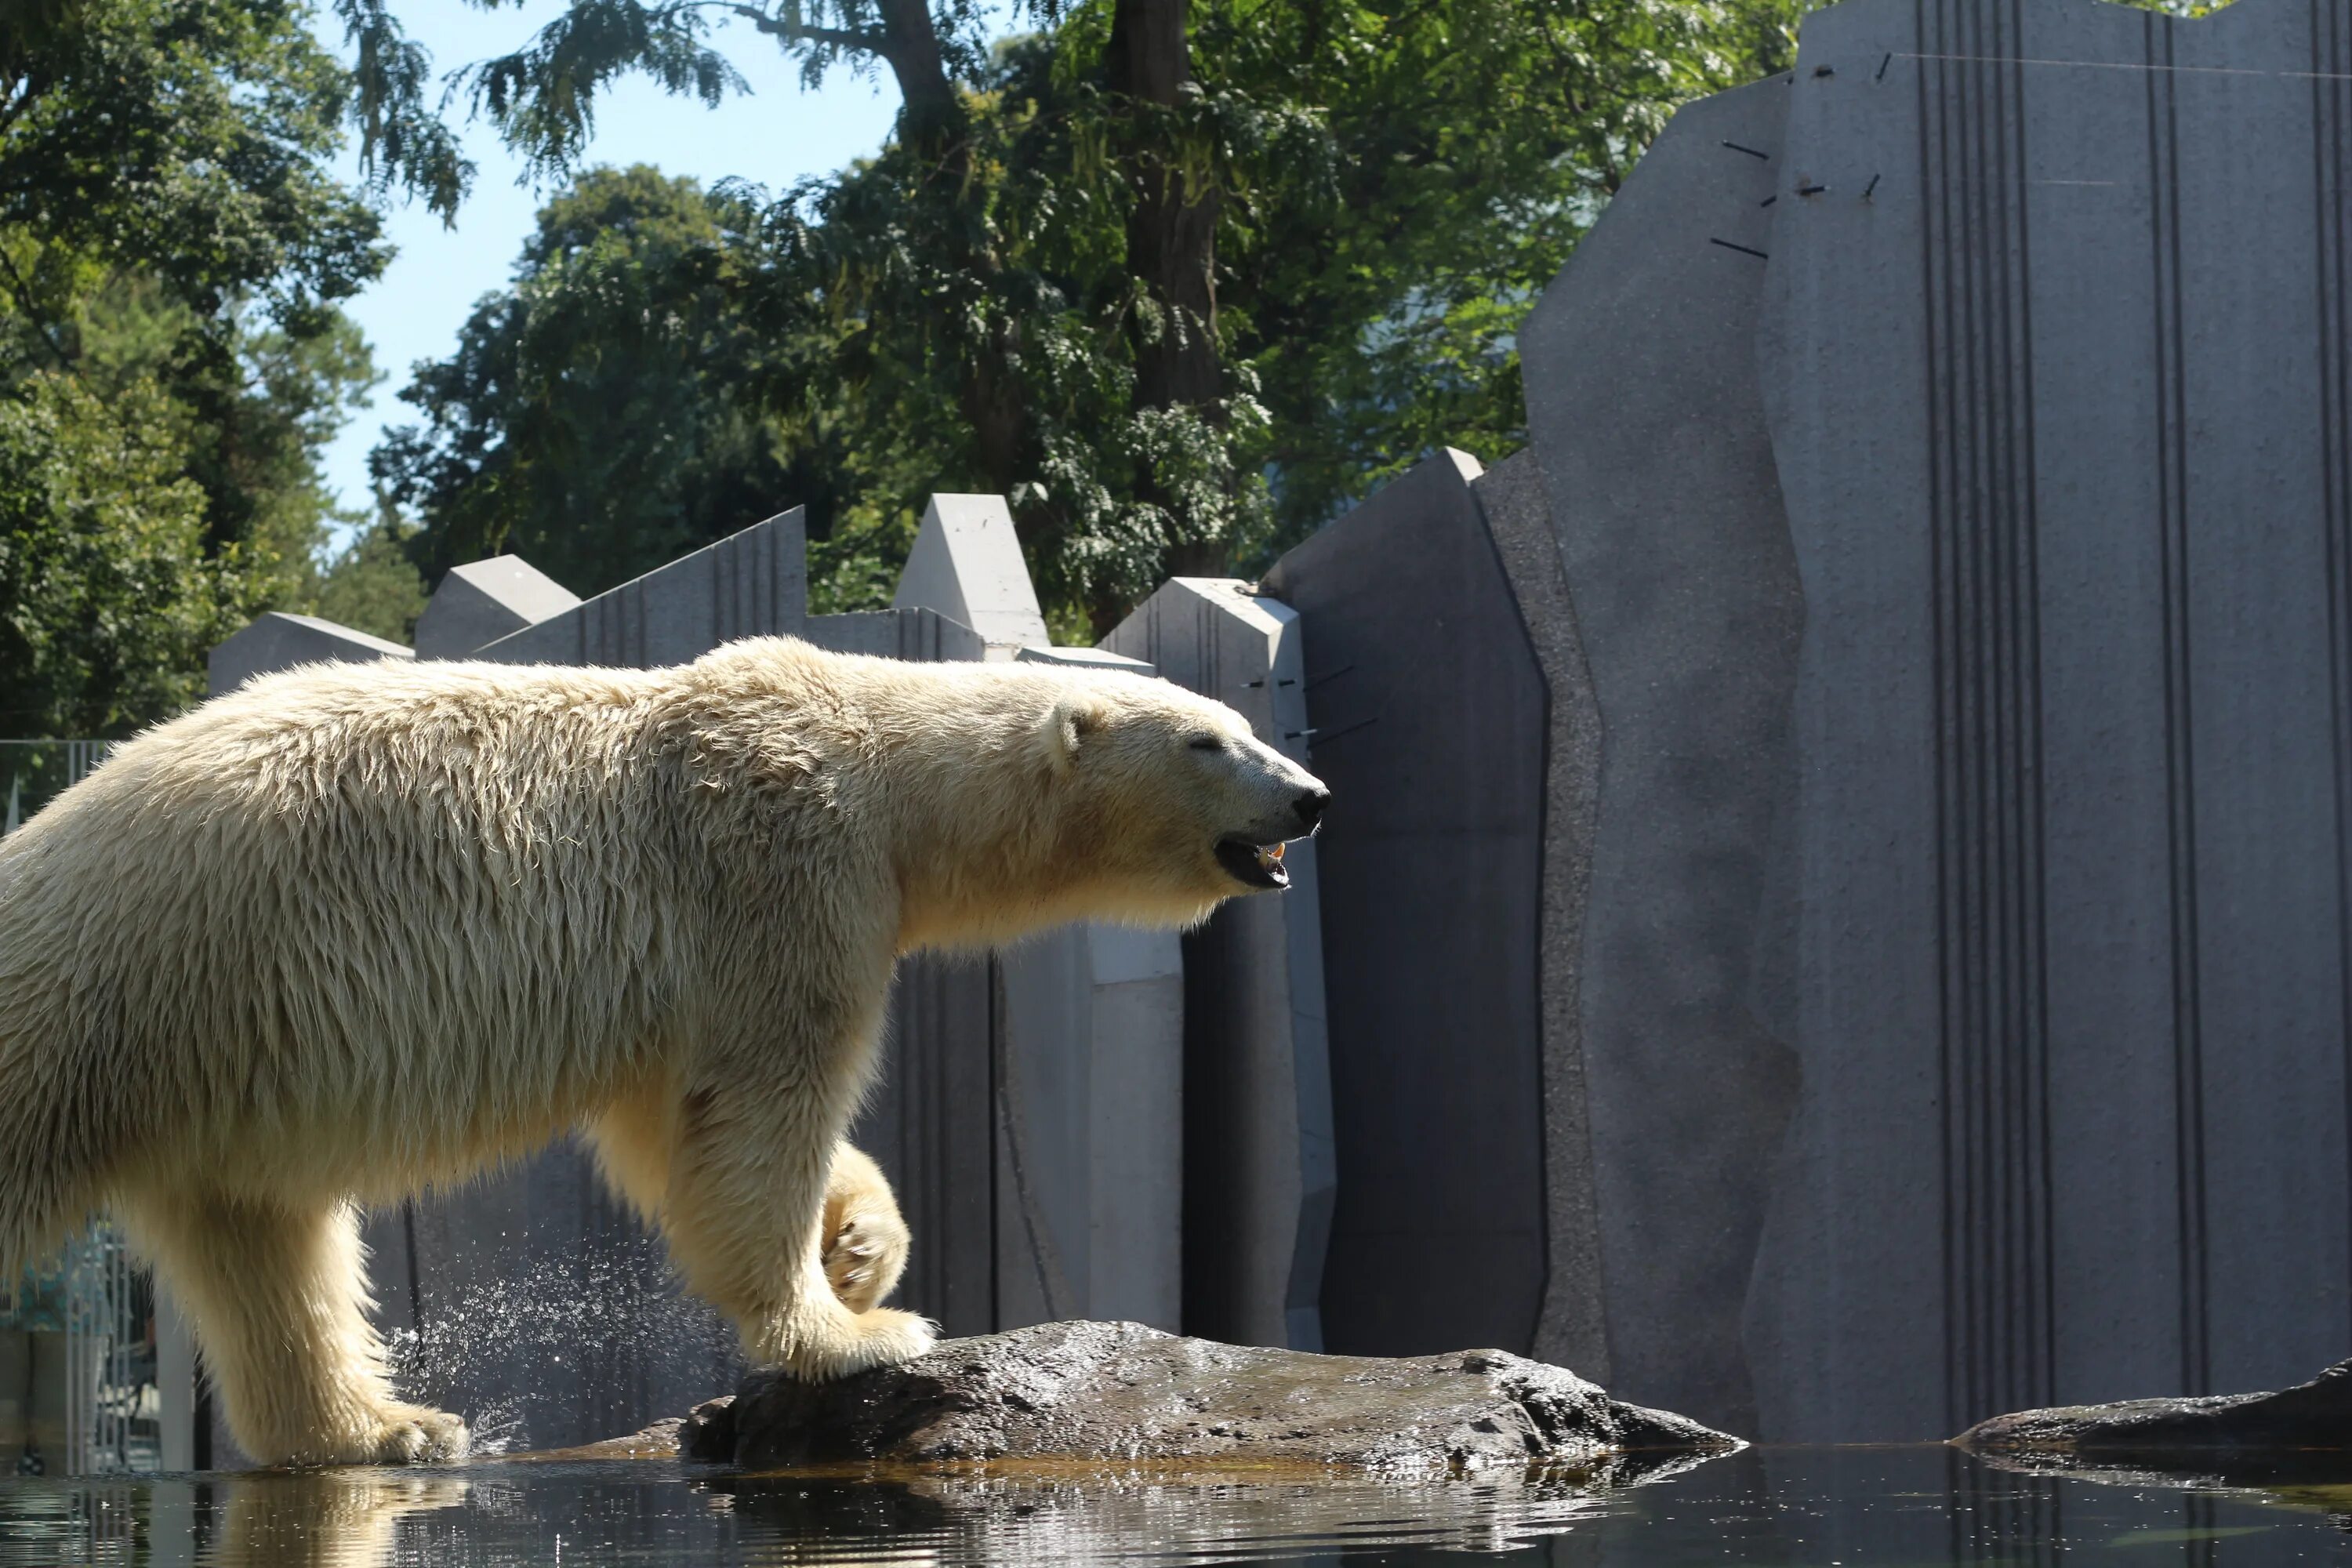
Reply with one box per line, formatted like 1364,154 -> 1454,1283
660,1056 -> 935,1380
116,1188 -> 469,1466
819,1142 -> 910,1314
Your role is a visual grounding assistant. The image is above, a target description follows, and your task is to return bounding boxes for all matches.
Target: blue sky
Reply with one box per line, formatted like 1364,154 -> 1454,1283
314,2 -> 912,533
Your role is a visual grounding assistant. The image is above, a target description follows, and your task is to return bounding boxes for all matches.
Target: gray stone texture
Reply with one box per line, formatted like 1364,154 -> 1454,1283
892,493 -> 1051,656
1515,78 -> 1805,1439
1956,1359 -> 2352,1461
205,612 -> 411,694
993,921 -> 1185,1331
411,556 -> 579,659
858,956 -> 999,1337
681,1319 -> 1738,1472
1100,578 -> 1335,1351
1468,455 -> 1608,1389
1746,0 -> 2352,1440
475,510 -> 812,666
1261,452 -> 1552,1361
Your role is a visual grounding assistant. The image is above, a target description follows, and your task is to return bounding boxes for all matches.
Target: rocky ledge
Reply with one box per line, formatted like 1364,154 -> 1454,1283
680,1319 -> 1737,1474
1954,1359 -> 2352,1462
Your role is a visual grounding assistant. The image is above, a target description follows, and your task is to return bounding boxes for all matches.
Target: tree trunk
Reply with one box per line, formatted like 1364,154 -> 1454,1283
862,0 -> 1033,509
1108,0 -> 1225,575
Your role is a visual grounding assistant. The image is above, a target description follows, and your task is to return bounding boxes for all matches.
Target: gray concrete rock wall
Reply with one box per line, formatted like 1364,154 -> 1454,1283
1100,579 -> 1336,1350
992,918 -> 1185,1331
1745,0 -> 2352,1440
206,612 -> 411,693
412,557 -> 579,659
1261,452 -> 1553,1359
474,508 -> 811,665
1516,78 -> 1804,1439
892,495 -> 1051,657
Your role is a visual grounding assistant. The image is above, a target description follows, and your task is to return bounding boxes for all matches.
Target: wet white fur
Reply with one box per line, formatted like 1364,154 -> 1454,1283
0,636 -> 1322,1465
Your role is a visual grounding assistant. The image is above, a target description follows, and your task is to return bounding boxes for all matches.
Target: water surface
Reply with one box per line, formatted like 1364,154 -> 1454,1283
2,1444 -> 2343,1565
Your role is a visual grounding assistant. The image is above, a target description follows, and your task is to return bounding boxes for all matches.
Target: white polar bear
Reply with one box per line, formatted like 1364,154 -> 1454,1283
0,637 -> 1326,1465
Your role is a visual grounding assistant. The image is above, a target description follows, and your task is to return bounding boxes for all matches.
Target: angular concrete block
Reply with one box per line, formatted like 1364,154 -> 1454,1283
1748,0 -> 2352,1440
412,555 -> 580,659
206,612 -> 411,696
893,494 -> 1051,657
1260,454 -> 1551,1359
1515,76 -> 1803,1437
1465,453 -> 1608,1388
1008,645 -> 1153,675
993,920 -> 1185,1331
804,608 -> 986,664
1101,578 -> 1334,1350
476,509 -> 809,668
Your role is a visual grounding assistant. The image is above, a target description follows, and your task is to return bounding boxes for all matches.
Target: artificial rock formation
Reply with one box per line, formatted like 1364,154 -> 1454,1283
678,1319 -> 1734,1473
1955,1359 -> 2352,1463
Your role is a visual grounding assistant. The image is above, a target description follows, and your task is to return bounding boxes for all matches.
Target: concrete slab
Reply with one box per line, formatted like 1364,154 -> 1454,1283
206,612 -> 411,694
804,608 -> 987,663
1516,77 -> 1804,1437
476,510 -> 810,667
1750,0 -> 2352,1440
893,494 -> 1051,657
1260,452 -> 1550,1359
993,919 -> 1185,1331
1466,454 -> 1609,1390
1100,579 -> 1336,1350
412,556 -> 580,659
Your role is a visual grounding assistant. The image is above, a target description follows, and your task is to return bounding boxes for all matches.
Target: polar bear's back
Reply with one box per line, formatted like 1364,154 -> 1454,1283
0,657 -> 703,1254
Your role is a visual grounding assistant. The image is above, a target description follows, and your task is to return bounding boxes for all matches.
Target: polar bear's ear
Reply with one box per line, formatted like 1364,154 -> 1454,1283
1040,695 -> 1108,772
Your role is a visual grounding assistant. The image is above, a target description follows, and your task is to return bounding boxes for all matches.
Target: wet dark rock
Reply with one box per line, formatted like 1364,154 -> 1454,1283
679,1319 -> 1737,1473
517,1417 -> 684,1460
1955,1359 -> 2352,1461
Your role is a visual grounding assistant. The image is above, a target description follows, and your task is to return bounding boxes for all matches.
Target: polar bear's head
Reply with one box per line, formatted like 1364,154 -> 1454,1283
1027,671 -> 1330,927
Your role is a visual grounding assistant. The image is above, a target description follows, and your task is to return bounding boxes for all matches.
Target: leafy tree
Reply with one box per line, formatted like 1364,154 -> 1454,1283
0,0 -> 394,734
0,372 -> 229,735
368,0 -> 1808,631
372,166 -> 799,596
307,501 -> 427,644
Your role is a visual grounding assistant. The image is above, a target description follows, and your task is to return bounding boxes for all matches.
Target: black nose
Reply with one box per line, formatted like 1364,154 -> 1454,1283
1294,787 -> 1330,832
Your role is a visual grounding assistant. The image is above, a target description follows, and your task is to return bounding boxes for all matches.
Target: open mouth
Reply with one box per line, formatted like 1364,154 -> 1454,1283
1215,836 -> 1290,890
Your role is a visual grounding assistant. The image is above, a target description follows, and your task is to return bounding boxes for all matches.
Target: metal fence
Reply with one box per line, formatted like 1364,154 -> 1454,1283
2,740 -> 160,1475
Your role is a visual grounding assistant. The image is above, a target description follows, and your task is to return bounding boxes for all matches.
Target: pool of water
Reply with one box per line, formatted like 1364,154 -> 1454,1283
2,1444 -> 2343,1565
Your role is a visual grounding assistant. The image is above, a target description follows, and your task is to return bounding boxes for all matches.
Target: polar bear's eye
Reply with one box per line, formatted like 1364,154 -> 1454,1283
1187,735 -> 1225,752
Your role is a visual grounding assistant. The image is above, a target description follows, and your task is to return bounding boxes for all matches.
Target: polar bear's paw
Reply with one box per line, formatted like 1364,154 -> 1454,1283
783,1308 -> 937,1381
339,1403 -> 472,1465
821,1200 -> 910,1314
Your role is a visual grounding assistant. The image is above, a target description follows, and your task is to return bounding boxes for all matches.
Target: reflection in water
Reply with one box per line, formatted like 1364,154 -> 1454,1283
710,1463 -> 1649,1565
1,1443 -> 2347,1565
209,1473 -> 470,1568
1967,1447 -> 2352,1538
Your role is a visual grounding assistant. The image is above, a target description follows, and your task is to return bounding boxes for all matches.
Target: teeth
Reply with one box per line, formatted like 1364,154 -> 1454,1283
1255,843 -> 1286,871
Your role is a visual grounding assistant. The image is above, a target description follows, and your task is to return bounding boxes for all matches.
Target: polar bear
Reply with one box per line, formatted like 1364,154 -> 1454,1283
0,637 -> 1326,1465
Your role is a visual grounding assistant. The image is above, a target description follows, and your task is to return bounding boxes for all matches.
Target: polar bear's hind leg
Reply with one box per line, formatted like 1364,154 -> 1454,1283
117,1186 -> 469,1466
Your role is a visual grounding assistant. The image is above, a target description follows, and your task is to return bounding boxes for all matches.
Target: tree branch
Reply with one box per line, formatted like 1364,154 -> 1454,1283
725,5 -> 885,56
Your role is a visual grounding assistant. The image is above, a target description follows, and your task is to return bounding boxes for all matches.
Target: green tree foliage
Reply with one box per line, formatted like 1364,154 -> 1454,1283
375,166 -> 821,597
0,0 -> 402,735
382,1 -> 1806,632
308,502 -> 426,644
0,372 -> 227,734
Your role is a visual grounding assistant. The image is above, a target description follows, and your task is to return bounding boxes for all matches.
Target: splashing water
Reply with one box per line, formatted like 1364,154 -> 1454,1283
382,1229 -> 744,1454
